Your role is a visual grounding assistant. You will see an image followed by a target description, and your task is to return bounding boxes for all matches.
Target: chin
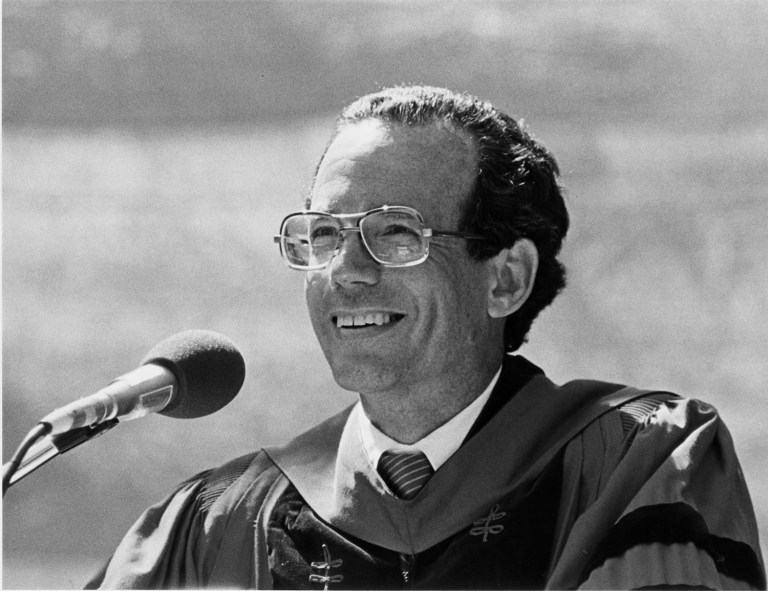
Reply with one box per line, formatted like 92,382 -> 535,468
329,360 -> 400,394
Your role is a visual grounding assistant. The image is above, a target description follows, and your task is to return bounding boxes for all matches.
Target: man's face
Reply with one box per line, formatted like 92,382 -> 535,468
305,119 -> 503,397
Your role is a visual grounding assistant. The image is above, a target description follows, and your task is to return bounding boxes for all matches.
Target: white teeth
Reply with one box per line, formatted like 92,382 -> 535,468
336,315 -> 354,328
336,313 -> 394,328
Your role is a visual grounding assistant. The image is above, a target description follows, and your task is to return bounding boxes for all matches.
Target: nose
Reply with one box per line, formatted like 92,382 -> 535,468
328,229 -> 381,288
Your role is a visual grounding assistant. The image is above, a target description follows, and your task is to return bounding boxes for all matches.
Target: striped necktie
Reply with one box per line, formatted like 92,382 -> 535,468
377,449 -> 434,500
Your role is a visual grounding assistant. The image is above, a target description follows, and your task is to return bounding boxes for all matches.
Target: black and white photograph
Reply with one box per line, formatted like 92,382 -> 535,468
3,1 -> 766,588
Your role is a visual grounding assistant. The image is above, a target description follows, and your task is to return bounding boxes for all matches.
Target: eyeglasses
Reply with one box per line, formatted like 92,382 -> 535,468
274,205 -> 484,270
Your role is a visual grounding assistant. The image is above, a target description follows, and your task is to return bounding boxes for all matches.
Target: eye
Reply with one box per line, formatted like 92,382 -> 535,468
382,223 -> 418,237
308,219 -> 339,248
311,225 -> 337,239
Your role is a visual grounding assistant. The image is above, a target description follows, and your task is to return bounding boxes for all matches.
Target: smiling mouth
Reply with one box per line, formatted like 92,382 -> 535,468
334,313 -> 405,329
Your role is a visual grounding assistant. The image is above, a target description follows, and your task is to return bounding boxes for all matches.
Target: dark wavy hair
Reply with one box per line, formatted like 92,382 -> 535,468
313,85 -> 569,351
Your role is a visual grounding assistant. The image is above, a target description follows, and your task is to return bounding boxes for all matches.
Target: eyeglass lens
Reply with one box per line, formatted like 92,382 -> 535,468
281,210 -> 427,268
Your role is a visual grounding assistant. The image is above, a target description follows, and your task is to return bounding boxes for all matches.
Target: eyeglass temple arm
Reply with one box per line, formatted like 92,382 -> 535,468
428,230 -> 485,240
274,235 -> 310,245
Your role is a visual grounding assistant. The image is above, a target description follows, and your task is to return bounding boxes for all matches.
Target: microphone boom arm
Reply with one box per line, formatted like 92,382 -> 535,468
2,419 -> 119,495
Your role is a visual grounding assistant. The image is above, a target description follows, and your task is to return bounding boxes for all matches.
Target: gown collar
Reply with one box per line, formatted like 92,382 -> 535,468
265,357 -> 646,553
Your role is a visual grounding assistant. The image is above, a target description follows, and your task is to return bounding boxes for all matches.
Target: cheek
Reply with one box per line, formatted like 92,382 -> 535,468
453,287 -> 487,334
304,274 -> 326,323
459,268 -> 494,332
417,263 -> 489,334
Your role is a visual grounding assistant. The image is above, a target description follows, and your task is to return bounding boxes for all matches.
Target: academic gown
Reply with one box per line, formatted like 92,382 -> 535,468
87,357 -> 765,589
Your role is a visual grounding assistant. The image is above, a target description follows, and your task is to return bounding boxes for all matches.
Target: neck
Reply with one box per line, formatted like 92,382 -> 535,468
358,355 -> 503,444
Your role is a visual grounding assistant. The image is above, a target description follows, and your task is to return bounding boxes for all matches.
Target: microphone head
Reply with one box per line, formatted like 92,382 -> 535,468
140,330 -> 246,419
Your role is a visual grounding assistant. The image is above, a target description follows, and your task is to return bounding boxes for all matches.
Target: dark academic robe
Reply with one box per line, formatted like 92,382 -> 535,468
88,357 -> 765,589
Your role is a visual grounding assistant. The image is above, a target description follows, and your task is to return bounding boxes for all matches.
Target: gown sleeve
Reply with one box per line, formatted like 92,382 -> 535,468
84,473 -> 210,589
85,452 -> 272,589
550,395 -> 765,590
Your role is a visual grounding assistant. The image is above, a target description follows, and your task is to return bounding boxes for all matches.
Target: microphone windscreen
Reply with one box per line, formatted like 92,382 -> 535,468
140,330 -> 246,419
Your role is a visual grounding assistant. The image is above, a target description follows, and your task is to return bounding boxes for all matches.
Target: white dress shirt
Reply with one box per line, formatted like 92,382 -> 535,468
356,365 -> 503,472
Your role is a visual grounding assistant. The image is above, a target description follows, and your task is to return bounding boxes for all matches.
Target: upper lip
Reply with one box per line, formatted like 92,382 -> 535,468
330,308 -> 403,317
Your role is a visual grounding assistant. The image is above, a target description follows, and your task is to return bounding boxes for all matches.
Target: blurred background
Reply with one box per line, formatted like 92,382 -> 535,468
3,1 -> 767,588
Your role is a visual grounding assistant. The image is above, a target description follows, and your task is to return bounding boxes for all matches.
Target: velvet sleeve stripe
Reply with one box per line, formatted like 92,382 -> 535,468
581,542 -> 722,590
584,502 -> 766,588
197,453 -> 256,513
616,393 -> 679,441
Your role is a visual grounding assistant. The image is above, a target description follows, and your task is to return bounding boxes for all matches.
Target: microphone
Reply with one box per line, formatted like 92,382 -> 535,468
39,330 -> 246,435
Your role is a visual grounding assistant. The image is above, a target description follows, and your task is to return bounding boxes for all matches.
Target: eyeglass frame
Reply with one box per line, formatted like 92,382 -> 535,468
273,205 -> 485,270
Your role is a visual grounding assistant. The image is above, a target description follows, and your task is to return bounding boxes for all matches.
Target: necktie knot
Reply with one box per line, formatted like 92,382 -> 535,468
377,449 -> 434,500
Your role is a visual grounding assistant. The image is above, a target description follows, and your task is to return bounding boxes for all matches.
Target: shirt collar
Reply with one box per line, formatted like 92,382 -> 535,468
356,365 -> 502,472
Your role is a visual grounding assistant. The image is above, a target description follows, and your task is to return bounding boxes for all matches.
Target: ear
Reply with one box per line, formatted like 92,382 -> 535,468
486,238 -> 539,319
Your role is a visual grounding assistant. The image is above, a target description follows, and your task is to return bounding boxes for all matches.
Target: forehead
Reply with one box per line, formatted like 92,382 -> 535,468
310,119 -> 478,226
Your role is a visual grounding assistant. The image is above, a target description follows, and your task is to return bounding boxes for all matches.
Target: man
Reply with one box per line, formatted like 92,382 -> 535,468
88,86 -> 764,589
